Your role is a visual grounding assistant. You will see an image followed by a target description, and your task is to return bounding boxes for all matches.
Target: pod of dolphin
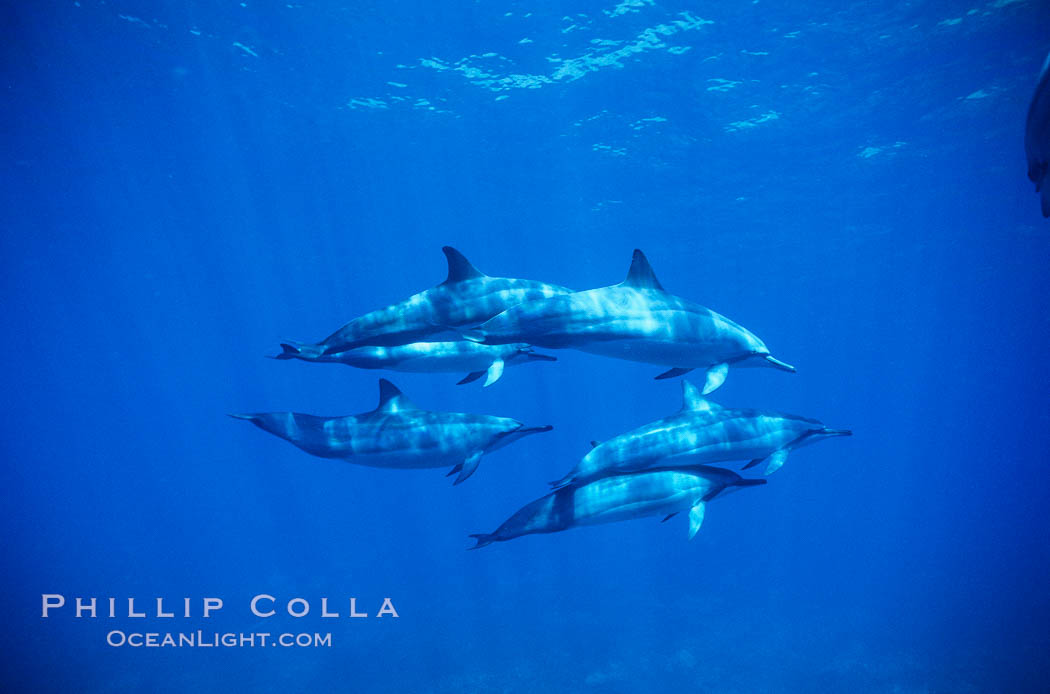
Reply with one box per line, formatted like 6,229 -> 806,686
232,247 -> 851,548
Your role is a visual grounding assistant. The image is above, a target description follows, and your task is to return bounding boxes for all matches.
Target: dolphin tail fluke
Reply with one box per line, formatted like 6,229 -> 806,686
228,413 -> 266,431
732,478 -> 768,488
468,533 -> 496,550
273,340 -> 324,360
457,371 -> 485,385
655,367 -> 693,380
271,342 -> 303,360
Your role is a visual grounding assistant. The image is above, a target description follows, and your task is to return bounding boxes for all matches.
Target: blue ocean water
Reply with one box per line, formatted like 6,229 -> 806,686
4,1 -> 1049,691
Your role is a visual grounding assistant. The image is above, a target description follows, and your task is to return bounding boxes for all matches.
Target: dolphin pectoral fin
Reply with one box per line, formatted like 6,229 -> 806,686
446,463 -> 463,477
688,502 -> 706,539
701,363 -> 729,394
661,512 -> 678,523
452,451 -> 484,486
483,359 -> 505,387
764,449 -> 789,476
655,367 -> 693,380
457,371 -> 485,385
742,458 -> 764,470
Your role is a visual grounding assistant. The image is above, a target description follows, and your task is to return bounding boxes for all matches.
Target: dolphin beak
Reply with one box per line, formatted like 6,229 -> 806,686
515,424 -> 554,436
764,355 -> 796,373
525,352 -> 557,362
821,428 -> 853,437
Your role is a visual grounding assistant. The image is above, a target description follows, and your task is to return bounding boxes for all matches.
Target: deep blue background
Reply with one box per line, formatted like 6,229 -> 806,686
3,1 -> 1049,691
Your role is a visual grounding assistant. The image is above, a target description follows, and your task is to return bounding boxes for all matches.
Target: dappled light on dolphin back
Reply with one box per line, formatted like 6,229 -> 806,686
230,379 -> 551,485
464,249 -> 794,394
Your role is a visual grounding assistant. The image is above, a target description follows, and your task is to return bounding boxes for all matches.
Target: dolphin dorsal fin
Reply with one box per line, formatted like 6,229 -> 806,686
681,380 -> 722,412
376,379 -> 416,412
442,246 -> 485,284
621,249 -> 663,291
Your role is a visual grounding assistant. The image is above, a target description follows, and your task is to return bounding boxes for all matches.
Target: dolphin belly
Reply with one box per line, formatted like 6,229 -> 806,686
571,491 -> 693,526
385,351 -> 496,374
343,447 -> 466,470
573,338 -> 722,367
343,415 -> 492,467
254,413 -> 473,467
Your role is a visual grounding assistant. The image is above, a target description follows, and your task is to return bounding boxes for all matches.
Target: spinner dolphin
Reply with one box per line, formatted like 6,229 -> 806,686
280,247 -> 571,357
464,249 -> 794,393
273,340 -> 556,387
470,465 -> 765,548
230,379 -> 551,484
551,380 -> 851,487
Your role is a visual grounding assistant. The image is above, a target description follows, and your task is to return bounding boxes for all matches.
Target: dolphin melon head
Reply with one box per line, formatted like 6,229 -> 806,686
723,324 -> 796,373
